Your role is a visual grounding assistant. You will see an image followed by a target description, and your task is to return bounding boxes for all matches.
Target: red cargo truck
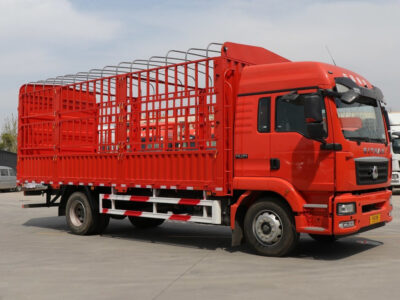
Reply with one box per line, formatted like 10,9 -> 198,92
18,42 -> 392,256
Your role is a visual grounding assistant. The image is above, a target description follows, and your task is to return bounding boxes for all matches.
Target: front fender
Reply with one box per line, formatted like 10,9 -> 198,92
233,177 -> 307,211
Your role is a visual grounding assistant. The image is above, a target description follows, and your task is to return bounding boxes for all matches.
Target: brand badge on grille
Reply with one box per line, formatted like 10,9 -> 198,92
370,165 -> 379,180
363,147 -> 385,155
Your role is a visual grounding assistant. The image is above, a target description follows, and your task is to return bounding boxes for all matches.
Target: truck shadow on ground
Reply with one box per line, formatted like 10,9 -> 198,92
23,217 -> 382,261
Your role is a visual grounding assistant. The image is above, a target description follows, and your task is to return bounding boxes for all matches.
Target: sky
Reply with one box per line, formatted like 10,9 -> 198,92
0,0 -> 399,125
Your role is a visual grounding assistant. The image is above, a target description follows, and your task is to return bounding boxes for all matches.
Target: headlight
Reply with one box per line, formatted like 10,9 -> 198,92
337,202 -> 356,215
392,173 -> 399,180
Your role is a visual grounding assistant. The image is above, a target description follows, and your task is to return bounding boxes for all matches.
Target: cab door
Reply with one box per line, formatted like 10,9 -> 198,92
269,92 -> 335,193
234,95 -> 271,177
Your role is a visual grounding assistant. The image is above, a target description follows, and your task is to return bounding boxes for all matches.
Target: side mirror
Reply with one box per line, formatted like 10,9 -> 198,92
306,123 -> 325,140
304,94 -> 323,123
304,94 -> 325,141
340,90 -> 359,104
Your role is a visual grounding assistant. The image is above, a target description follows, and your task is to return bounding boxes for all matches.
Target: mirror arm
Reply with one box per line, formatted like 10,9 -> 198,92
321,89 -> 340,98
315,135 -> 326,144
280,91 -> 299,101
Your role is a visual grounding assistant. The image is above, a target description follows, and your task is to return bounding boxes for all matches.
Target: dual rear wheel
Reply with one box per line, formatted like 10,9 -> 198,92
66,192 -> 109,235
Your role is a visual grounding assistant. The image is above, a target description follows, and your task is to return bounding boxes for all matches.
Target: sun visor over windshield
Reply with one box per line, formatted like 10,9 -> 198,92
335,77 -> 384,103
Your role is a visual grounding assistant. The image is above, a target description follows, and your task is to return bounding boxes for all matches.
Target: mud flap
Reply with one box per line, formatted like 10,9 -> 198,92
231,220 -> 244,247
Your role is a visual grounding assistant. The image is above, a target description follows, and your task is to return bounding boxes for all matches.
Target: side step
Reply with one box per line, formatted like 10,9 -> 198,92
99,193 -> 222,224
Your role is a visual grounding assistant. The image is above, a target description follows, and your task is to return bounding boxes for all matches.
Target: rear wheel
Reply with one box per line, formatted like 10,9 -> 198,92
128,217 -> 164,229
66,192 -> 109,235
244,199 -> 299,257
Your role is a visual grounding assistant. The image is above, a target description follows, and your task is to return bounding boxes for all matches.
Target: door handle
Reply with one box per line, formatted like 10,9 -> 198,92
270,158 -> 280,170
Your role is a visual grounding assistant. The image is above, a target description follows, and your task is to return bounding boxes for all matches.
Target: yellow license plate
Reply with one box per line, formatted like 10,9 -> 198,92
370,214 -> 381,225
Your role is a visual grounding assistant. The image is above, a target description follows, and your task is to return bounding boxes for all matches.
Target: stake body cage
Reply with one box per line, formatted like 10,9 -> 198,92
18,42 -> 289,195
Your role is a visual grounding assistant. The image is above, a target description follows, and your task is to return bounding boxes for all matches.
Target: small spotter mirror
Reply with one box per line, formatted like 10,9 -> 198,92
340,89 -> 360,104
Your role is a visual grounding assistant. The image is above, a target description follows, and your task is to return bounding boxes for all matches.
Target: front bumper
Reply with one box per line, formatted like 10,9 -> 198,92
333,189 -> 392,235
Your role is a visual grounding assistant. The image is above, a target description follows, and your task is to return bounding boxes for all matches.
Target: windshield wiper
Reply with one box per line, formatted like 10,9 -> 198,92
346,137 -> 371,143
368,138 -> 386,143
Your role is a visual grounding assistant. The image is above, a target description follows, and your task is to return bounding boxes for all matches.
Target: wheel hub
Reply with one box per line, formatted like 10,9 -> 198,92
253,211 -> 283,245
69,200 -> 86,227
262,223 -> 272,234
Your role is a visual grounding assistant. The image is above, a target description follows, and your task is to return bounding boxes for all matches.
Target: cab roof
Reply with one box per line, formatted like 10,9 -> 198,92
238,61 -> 372,96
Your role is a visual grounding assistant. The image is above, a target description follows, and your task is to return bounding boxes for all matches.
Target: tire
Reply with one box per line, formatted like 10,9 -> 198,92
128,217 -> 164,229
66,191 -> 109,235
244,199 -> 299,257
309,234 -> 337,243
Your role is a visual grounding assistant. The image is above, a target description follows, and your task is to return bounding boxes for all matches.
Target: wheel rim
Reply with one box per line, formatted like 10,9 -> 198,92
252,210 -> 283,246
69,200 -> 86,227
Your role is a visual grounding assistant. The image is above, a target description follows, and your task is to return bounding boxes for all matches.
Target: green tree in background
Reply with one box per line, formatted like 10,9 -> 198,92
0,114 -> 17,153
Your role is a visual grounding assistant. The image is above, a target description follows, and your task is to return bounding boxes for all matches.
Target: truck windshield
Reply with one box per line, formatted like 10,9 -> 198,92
335,97 -> 386,144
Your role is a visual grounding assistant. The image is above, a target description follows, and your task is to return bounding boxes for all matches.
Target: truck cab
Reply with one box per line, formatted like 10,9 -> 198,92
233,61 -> 392,250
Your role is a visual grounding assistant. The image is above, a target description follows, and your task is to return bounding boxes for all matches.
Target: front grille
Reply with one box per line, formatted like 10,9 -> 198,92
355,160 -> 388,185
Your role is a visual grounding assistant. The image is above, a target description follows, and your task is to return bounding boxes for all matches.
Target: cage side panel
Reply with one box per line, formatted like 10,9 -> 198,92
18,156 -> 54,182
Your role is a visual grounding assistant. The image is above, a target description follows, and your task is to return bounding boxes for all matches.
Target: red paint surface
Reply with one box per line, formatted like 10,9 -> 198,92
178,198 -> 201,205
129,195 -> 150,202
169,214 -> 191,221
124,210 -> 143,217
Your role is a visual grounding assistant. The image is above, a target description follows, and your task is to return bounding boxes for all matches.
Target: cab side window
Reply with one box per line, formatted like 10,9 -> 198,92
275,95 -> 327,137
258,97 -> 270,133
0,169 -> 8,176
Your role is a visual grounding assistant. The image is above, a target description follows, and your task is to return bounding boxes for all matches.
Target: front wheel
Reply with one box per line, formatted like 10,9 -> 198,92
244,199 -> 299,257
